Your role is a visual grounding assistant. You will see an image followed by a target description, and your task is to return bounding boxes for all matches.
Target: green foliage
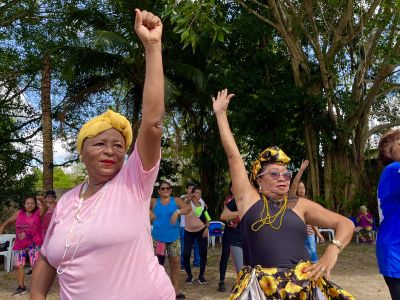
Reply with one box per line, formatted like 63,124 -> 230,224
34,166 -> 86,190
162,0 -> 230,52
0,115 -> 37,206
2,0 -> 399,216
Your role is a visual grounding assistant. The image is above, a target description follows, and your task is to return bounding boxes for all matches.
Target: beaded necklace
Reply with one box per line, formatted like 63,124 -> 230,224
251,194 -> 288,231
56,181 -> 109,275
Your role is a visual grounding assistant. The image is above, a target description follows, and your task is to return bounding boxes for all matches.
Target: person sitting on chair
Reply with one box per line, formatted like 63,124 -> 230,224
354,205 -> 374,243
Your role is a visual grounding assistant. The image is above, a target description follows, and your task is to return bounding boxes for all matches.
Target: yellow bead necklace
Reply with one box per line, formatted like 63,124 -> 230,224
251,194 -> 288,231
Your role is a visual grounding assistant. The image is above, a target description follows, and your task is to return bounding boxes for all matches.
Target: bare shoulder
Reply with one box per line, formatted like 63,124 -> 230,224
291,197 -> 318,218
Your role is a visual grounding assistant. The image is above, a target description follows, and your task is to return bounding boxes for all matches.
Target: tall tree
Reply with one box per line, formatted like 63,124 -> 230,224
165,0 -> 400,211
41,53 -> 53,191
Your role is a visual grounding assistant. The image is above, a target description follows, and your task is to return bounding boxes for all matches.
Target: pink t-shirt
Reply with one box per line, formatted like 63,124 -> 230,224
41,146 -> 175,300
41,207 -> 54,240
13,209 -> 43,250
357,212 -> 373,228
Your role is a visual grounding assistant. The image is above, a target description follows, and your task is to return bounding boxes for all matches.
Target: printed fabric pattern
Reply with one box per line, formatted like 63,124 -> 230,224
229,261 -> 354,300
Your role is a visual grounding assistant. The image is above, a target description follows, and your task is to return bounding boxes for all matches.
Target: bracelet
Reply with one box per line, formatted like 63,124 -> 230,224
176,209 -> 181,215
331,239 -> 343,252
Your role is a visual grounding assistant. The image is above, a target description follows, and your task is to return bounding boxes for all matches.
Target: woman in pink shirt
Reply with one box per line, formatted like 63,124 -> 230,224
31,9 -> 174,300
0,196 -> 47,296
41,190 -> 57,240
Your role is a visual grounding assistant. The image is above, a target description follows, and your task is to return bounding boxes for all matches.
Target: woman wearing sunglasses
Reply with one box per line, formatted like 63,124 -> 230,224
212,89 -> 355,300
150,181 -> 191,299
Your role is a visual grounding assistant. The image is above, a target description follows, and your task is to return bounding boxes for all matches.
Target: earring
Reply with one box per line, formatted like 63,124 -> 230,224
258,185 -> 262,193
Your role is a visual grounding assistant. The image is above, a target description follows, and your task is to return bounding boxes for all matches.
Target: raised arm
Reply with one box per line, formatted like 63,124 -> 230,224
37,196 -> 48,216
134,9 -> 164,170
212,89 -> 258,216
288,159 -> 309,196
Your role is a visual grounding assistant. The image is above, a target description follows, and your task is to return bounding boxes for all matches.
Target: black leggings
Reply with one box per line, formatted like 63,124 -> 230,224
384,276 -> 400,300
219,230 -> 231,282
183,228 -> 208,278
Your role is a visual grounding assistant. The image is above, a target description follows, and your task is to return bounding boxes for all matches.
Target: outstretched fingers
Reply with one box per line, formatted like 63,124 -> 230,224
212,89 -> 235,114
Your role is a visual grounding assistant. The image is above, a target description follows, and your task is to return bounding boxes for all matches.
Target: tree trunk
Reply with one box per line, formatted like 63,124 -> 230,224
304,116 -> 320,199
41,54 -> 53,193
324,140 -> 361,213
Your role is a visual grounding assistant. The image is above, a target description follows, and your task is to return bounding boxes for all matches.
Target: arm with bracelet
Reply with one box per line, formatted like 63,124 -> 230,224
170,197 -> 191,225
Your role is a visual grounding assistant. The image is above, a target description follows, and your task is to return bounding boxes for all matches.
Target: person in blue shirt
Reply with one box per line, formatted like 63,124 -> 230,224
377,129 -> 400,300
150,181 -> 191,299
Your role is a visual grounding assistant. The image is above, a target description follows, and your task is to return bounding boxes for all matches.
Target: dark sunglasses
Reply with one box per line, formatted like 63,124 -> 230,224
258,169 -> 292,181
159,187 -> 171,191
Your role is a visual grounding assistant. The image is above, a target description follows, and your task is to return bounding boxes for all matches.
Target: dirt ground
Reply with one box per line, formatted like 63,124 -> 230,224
0,241 -> 391,299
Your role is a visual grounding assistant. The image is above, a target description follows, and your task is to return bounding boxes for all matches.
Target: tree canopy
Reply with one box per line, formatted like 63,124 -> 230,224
1,0 -> 399,216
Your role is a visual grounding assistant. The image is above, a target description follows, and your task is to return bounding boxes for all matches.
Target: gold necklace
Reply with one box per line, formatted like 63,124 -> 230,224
251,195 -> 288,231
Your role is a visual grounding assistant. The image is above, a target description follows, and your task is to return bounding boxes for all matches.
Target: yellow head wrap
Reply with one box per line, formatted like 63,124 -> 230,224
77,109 -> 133,154
250,146 -> 290,182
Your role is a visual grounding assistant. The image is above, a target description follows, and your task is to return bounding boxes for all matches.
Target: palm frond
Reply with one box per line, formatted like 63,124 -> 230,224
165,76 -> 180,102
171,63 -> 206,92
58,46 -> 128,81
66,8 -> 114,32
94,30 -> 134,54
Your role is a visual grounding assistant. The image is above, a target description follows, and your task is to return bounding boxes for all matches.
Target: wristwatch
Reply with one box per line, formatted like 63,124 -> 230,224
331,239 -> 343,252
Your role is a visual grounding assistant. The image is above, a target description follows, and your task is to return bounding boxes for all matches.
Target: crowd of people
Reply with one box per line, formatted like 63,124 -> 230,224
0,8 -> 398,300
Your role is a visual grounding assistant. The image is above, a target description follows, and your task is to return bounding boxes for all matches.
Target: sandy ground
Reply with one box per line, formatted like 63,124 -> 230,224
0,242 -> 391,299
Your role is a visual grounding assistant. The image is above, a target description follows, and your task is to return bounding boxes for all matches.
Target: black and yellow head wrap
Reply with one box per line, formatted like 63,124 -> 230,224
250,146 -> 290,182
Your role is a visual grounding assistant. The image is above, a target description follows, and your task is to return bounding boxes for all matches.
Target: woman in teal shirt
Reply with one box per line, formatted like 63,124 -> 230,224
151,181 -> 191,299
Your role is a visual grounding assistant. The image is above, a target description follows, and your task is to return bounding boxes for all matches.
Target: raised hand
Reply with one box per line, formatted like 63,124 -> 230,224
212,89 -> 235,115
134,9 -> 163,48
300,159 -> 309,171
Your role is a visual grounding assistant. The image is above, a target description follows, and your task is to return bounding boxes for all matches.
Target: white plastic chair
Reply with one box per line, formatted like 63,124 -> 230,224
317,229 -> 334,243
208,221 -> 224,249
0,234 -> 15,272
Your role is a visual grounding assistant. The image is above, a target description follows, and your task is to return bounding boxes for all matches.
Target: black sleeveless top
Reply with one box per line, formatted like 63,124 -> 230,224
241,196 -> 309,268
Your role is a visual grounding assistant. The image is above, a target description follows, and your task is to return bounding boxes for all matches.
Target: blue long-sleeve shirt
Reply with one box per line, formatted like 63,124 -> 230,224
376,162 -> 400,278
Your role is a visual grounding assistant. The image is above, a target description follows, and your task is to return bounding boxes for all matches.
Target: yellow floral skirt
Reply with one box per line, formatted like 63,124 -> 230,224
229,262 -> 354,300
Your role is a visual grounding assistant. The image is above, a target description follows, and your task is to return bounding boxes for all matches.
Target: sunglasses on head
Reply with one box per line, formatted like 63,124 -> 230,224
159,187 -> 171,191
258,169 -> 292,181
